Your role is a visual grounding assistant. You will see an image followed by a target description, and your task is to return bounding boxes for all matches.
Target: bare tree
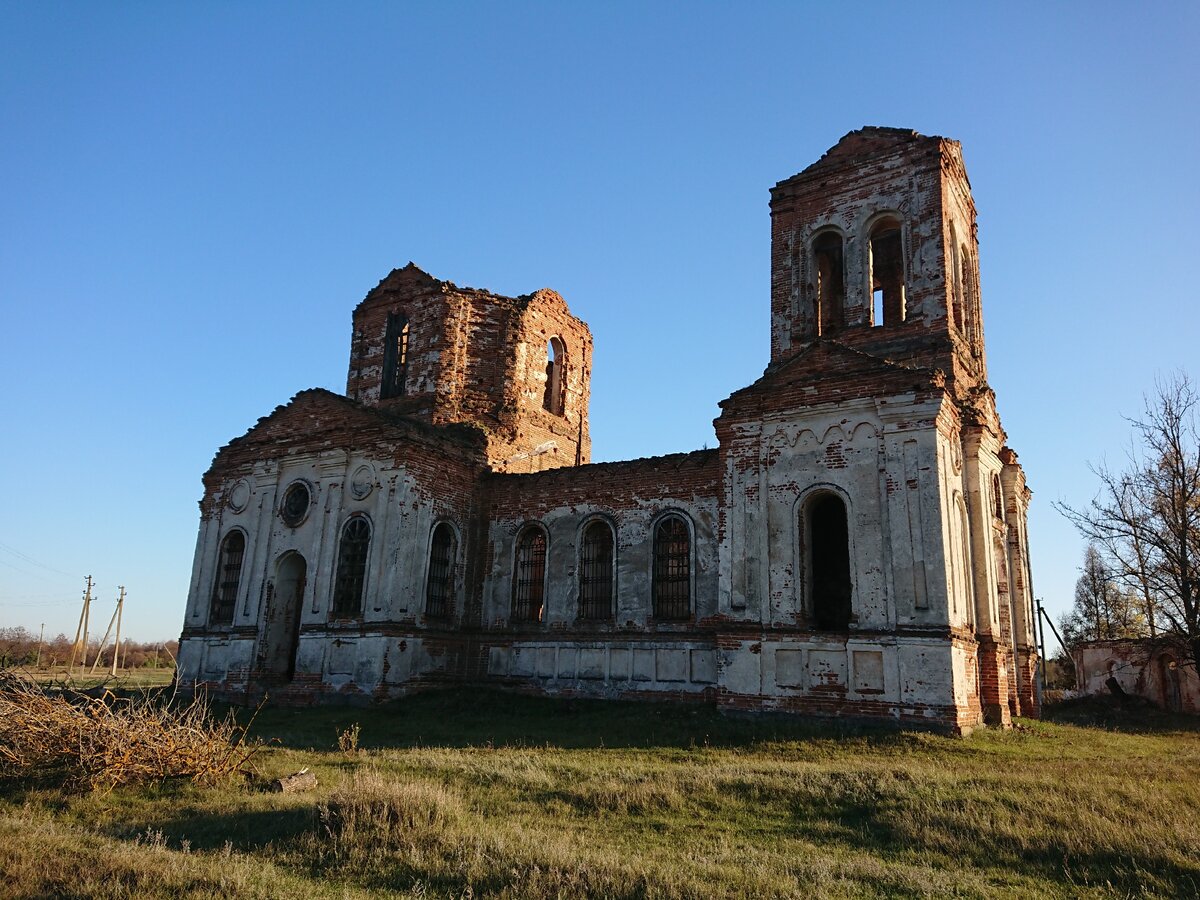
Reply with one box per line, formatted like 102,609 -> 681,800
1061,545 -> 1147,645
1057,373 -> 1200,671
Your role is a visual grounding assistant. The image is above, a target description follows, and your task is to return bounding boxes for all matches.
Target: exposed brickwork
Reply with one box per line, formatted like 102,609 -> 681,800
178,127 -> 1037,734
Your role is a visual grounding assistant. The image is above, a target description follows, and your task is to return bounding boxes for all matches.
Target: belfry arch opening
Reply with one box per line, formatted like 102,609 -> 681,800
543,337 -> 565,415
812,232 -> 845,335
805,492 -> 852,630
869,217 -> 905,326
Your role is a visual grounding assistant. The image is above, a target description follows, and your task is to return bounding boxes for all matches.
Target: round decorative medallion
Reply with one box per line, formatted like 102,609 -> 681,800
227,479 -> 251,513
280,481 -> 312,527
350,464 -> 375,500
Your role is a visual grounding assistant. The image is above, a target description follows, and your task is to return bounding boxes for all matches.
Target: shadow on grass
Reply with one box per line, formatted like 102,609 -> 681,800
1043,694 -> 1200,734
104,803 -> 318,853
234,687 -> 914,752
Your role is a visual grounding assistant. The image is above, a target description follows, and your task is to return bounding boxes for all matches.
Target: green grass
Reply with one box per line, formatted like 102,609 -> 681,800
22,666 -> 176,690
2,690 -> 1198,898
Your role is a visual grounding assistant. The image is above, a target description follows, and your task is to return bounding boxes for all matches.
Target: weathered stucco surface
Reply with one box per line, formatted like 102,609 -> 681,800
178,127 -> 1037,732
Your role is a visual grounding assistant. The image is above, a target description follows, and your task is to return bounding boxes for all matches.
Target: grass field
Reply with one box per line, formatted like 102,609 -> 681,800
1,689 -> 1198,898
21,666 -> 176,690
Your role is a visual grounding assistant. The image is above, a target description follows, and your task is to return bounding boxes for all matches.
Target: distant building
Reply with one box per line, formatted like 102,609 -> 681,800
1072,639 -> 1198,714
177,127 -> 1038,732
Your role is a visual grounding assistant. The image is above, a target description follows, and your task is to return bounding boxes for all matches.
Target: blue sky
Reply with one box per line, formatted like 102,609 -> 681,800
1,2 -> 1197,642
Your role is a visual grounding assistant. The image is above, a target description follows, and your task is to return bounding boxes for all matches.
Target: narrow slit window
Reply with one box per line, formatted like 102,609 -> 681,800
381,312 -> 409,399
653,515 -> 691,620
578,520 -> 614,620
869,220 -> 905,326
425,523 -> 456,619
512,528 -> 547,622
812,232 -> 845,335
210,531 -> 245,625
332,517 -> 371,617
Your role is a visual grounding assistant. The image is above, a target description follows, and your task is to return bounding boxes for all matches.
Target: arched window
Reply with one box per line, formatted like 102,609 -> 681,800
992,474 -> 1004,520
653,515 -> 691,620
812,232 -> 845,336
578,520 -> 614,620
331,517 -> 371,617
209,530 -> 245,625
960,245 -> 980,349
512,527 -> 547,622
381,312 -> 410,399
425,522 -> 457,619
806,493 -> 852,630
948,224 -> 965,333
543,337 -> 566,415
869,217 -> 905,326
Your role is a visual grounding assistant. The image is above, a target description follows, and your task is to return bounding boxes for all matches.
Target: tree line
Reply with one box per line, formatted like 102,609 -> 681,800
0,626 -> 178,670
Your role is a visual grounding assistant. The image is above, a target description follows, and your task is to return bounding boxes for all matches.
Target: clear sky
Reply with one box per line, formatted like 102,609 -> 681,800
1,2 -> 1197,643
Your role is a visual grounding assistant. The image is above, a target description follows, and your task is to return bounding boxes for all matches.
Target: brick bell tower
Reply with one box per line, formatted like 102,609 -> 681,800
716,127 -> 1037,729
345,263 -> 593,474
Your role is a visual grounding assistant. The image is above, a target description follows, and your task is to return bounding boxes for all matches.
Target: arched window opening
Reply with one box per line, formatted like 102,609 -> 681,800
992,474 -> 1004,520
807,494 -> 852,630
512,528 -> 547,622
331,517 -> 371,617
812,232 -> 845,336
210,531 -> 245,625
381,312 -> 410,399
425,523 -> 457,619
1163,657 -> 1183,712
949,224 -> 965,333
543,337 -> 566,415
578,520 -> 614,620
653,515 -> 691,620
869,219 -> 905,326
960,245 -> 980,349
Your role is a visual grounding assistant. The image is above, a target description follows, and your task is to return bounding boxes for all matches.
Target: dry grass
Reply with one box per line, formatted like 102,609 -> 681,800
0,671 -> 259,792
0,690 -> 1198,897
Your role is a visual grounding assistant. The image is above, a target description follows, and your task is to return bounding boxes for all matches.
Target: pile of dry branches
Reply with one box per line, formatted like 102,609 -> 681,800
0,671 -> 260,791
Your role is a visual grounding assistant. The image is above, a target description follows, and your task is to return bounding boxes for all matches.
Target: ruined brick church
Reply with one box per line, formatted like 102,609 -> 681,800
178,127 -> 1038,732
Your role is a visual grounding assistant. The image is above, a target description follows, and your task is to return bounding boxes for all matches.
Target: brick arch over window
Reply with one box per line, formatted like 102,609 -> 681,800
578,518 -> 614,621
811,230 -> 845,336
425,522 -> 457,619
803,491 -> 852,630
381,311 -> 410,399
331,516 -> 371,618
512,525 -> 548,623
209,529 -> 246,626
652,514 -> 691,620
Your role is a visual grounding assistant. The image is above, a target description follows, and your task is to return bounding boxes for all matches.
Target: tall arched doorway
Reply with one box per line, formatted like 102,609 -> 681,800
263,551 -> 306,681
805,492 -> 852,630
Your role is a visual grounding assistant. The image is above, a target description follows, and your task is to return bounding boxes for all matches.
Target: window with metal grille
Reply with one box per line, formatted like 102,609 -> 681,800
511,527 -> 547,622
578,520 -> 614,620
332,517 -> 371,618
425,522 -> 456,619
653,516 -> 690,620
210,530 -> 245,625
381,312 -> 410,399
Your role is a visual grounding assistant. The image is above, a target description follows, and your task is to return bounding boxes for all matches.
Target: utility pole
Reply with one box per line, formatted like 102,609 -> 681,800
69,576 -> 94,673
35,623 -> 44,669
1035,597 -> 1048,691
111,586 -> 125,676
90,598 -> 121,676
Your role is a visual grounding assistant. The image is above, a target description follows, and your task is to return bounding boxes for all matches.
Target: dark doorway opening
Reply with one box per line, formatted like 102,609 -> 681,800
808,494 -> 852,630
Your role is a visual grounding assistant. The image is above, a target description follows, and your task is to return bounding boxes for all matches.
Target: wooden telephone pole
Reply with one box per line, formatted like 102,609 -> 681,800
89,586 -> 127,676
69,575 -> 94,673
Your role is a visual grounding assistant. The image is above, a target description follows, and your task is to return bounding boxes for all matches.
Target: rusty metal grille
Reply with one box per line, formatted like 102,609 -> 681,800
653,516 -> 690,620
210,531 -> 245,625
511,529 -> 547,622
578,521 -> 613,620
332,517 -> 371,617
425,523 -> 456,619
381,312 -> 409,399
